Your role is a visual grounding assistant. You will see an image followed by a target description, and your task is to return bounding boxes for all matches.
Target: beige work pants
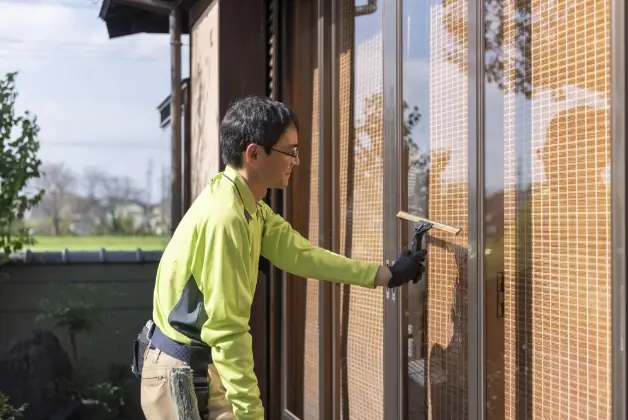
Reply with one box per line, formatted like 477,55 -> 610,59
140,347 -> 235,420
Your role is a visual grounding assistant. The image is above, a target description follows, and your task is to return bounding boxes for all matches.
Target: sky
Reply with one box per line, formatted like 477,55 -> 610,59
0,0 -> 189,203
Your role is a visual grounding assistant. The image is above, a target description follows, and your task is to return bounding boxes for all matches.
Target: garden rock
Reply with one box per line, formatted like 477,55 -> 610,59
0,329 -> 75,420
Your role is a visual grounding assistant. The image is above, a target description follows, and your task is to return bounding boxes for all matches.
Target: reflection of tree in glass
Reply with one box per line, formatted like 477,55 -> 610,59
403,101 -> 430,217
483,0 -> 532,98
353,92 -> 427,165
403,101 -> 427,168
445,0 -> 609,99
441,0 -> 532,97
353,92 -> 430,215
354,92 -> 383,166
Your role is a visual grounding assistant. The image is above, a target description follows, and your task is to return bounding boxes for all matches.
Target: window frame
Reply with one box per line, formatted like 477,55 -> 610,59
610,0 -> 627,418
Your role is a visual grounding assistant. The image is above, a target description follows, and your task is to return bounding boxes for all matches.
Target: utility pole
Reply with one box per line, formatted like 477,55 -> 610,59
170,6 -> 182,234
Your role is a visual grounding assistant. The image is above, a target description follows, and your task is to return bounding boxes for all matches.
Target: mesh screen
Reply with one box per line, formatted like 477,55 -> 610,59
303,69 -> 320,420
500,0 -> 612,418
336,2 -> 384,418
425,3 -> 470,419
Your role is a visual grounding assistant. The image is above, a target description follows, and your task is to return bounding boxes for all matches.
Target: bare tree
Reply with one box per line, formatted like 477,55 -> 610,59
35,163 -> 77,235
81,168 -> 107,227
82,168 -> 145,234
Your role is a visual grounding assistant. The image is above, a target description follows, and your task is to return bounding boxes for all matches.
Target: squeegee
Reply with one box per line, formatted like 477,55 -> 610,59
396,211 -> 462,236
397,210 -> 462,262
396,211 -> 461,283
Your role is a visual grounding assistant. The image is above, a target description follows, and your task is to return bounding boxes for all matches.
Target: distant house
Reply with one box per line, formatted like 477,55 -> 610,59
24,193 -> 169,236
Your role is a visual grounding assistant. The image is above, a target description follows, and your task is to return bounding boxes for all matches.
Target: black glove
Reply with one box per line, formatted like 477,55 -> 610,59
387,248 -> 427,288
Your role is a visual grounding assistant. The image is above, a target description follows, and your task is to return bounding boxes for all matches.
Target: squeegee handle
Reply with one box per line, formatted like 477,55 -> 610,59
411,221 -> 433,253
411,233 -> 421,254
408,222 -> 432,284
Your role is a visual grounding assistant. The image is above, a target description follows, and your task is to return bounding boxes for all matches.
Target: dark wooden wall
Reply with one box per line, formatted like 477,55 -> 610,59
188,0 -> 271,411
281,0 -> 318,416
187,1 -> 320,416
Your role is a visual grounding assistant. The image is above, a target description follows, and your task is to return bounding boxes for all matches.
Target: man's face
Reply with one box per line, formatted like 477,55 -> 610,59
255,126 -> 300,189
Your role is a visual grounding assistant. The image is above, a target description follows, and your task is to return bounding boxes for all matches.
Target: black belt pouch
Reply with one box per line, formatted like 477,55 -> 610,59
132,321 -> 154,378
189,345 -> 211,417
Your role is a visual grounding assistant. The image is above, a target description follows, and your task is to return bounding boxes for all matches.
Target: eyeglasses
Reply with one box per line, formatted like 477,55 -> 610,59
272,147 -> 299,159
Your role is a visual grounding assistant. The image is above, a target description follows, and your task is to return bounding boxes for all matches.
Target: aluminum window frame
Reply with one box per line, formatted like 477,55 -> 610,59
611,0 -> 627,418
317,0 -> 335,419
467,0 -> 486,418
382,0 -> 405,419
329,0 -> 343,417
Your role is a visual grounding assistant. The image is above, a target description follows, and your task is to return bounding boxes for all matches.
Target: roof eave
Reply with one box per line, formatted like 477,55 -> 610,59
99,0 -> 191,39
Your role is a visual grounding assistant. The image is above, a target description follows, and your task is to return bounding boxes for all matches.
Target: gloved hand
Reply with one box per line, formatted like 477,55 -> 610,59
387,248 -> 427,288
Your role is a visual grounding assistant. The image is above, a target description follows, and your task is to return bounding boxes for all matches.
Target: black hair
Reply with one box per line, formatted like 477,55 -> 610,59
220,95 -> 299,167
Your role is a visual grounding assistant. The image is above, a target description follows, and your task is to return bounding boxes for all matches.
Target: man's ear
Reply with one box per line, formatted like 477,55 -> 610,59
244,143 -> 258,164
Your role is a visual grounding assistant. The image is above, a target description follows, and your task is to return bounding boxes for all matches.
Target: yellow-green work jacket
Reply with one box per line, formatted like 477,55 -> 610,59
152,165 -> 379,419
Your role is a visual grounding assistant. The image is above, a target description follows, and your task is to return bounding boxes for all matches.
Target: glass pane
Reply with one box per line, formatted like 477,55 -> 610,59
336,1 -> 385,419
483,0 -> 612,419
402,0 -> 470,418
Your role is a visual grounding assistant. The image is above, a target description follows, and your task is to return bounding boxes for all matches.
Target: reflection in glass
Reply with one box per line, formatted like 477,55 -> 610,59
482,0 -> 612,419
336,1 -> 385,419
402,1 -> 469,418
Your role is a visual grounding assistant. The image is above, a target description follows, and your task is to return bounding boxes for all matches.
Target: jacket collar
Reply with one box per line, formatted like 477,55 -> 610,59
224,165 -> 258,218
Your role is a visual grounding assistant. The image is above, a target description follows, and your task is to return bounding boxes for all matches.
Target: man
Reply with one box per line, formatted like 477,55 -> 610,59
139,96 -> 427,420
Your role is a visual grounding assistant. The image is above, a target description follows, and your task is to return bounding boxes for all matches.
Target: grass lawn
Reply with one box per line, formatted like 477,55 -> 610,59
26,235 -> 169,251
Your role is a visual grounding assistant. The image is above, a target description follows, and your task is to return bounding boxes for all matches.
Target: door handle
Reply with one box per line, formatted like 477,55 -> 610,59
496,271 -> 504,318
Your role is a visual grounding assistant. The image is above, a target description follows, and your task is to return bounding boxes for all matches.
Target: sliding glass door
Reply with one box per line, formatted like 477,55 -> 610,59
386,0 -> 626,419
481,0 -> 619,418
280,0 -> 625,418
397,0 -> 472,418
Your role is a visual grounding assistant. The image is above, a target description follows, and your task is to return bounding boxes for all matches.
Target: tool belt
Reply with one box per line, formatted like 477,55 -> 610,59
132,320 -> 212,418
